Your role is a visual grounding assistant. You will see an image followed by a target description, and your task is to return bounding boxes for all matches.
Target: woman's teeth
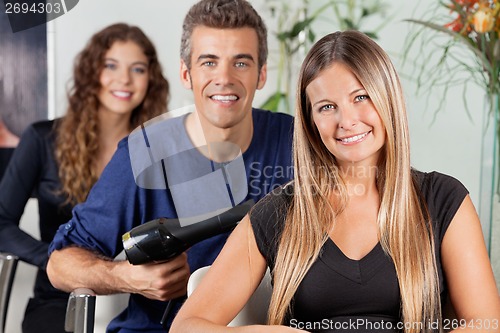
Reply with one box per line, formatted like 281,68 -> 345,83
339,131 -> 369,143
112,91 -> 132,98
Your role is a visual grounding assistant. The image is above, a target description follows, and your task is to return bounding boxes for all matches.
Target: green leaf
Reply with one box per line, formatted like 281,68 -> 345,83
308,29 -> 316,43
404,19 -> 492,73
363,31 -> 378,39
343,18 -> 355,30
289,17 -> 316,38
277,31 -> 292,42
260,92 -> 287,112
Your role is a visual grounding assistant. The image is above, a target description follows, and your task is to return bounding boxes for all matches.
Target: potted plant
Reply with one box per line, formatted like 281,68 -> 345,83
262,0 -> 391,113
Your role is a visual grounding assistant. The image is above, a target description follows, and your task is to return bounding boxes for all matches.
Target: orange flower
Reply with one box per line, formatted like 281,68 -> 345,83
404,0 -> 500,132
496,11 -> 500,37
445,16 -> 465,32
473,6 -> 495,33
455,0 -> 479,7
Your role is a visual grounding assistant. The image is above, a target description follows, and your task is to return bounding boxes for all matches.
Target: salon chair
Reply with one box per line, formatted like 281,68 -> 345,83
187,265 -> 272,326
65,288 -> 96,333
64,266 -> 271,332
0,252 -> 18,333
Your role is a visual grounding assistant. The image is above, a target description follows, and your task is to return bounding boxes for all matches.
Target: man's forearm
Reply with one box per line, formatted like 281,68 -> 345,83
47,246 -> 128,295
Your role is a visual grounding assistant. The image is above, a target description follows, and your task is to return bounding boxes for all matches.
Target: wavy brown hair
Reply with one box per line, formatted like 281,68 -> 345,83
55,23 -> 169,205
268,31 -> 441,333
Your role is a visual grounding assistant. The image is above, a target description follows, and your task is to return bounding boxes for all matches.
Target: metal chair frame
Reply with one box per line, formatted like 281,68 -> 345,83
65,288 -> 96,333
0,252 -> 18,333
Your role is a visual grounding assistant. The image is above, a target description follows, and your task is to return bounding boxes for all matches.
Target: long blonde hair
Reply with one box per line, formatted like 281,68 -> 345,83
55,23 -> 169,205
268,31 -> 441,333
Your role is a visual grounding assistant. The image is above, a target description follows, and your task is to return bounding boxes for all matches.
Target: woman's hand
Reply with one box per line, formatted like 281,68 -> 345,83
0,119 -> 19,148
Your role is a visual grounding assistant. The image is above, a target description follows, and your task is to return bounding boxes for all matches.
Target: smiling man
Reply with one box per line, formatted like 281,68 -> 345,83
181,26 -> 265,151
46,1 -> 294,332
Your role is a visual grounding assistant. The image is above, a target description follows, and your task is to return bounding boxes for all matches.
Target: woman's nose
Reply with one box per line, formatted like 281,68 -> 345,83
337,106 -> 357,129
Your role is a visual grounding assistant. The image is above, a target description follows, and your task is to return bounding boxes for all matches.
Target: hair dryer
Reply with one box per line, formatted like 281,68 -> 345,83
122,199 -> 254,265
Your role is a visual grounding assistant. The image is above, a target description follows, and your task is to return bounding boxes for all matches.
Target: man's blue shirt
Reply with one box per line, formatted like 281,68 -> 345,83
49,108 -> 294,332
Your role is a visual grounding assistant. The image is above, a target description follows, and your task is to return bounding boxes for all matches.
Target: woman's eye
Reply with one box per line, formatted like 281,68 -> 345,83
318,104 -> 335,112
355,95 -> 369,102
132,67 -> 147,74
104,63 -> 116,70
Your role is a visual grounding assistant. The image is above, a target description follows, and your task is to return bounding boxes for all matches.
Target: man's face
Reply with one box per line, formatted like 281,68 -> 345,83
180,26 -> 267,131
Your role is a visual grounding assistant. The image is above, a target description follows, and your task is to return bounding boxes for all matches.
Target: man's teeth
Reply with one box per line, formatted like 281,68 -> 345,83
113,91 -> 132,98
339,132 -> 369,143
211,95 -> 238,101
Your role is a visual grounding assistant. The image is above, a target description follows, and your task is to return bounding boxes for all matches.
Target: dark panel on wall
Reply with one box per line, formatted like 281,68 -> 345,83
0,0 -> 48,137
0,0 -> 48,180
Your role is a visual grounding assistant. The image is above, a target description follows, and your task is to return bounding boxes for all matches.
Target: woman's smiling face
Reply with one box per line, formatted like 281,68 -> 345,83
307,62 -> 385,168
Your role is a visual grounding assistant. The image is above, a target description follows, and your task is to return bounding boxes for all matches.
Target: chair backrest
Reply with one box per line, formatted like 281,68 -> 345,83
187,266 -> 272,326
0,252 -> 18,333
65,288 -> 96,333
62,265 -> 272,331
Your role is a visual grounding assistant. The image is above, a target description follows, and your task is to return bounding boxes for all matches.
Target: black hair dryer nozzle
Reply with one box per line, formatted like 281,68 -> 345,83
122,199 -> 254,265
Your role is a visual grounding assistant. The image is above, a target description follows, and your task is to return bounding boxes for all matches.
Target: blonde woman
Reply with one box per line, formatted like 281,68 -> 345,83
171,30 -> 500,333
0,23 -> 168,333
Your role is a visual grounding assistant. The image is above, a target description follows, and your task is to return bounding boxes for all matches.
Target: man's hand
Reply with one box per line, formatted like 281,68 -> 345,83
47,247 -> 190,300
120,252 -> 190,301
